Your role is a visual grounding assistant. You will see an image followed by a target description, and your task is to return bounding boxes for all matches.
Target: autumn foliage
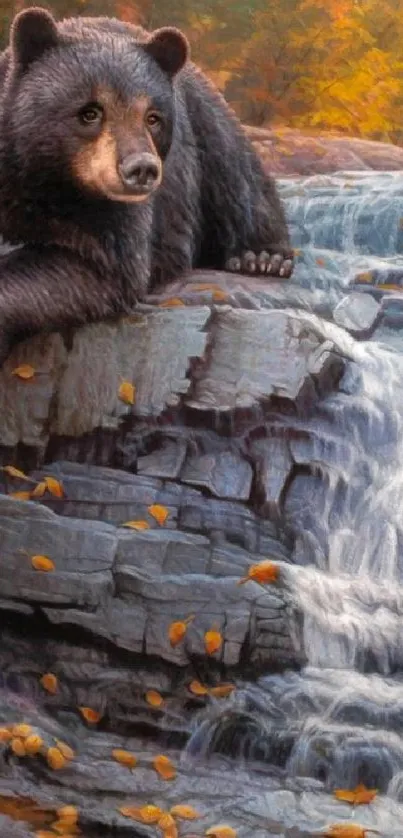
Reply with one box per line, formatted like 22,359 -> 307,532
4,0 -> 403,142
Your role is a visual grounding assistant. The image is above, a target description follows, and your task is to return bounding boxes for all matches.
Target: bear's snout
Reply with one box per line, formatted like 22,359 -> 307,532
119,152 -> 161,196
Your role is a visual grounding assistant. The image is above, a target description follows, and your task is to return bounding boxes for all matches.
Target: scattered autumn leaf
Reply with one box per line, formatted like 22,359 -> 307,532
51,817 -> 80,835
31,555 -> 55,572
205,826 -> 237,838
31,481 -> 47,498
188,680 -> 209,696
238,559 -> 279,586
324,826 -> 379,838
170,805 -> 201,820
158,813 -> 176,830
212,288 -> 227,301
10,491 -> 32,500
146,690 -> 164,708
36,832 -> 59,838
0,727 -> 12,742
56,806 -> 78,825
46,747 -> 67,770
153,754 -> 177,780
148,503 -> 169,526
44,476 -> 64,498
119,806 -> 146,821
24,734 -> 43,755
10,737 -> 26,757
112,749 -> 138,769
1,465 -> 30,480
168,615 -> 194,647
204,627 -> 223,656
11,724 -> 32,738
121,520 -> 150,530
78,706 -> 102,724
158,298 -> 185,307
119,805 -> 163,823
118,381 -> 136,405
11,364 -> 35,380
40,673 -> 58,695
334,784 -> 377,805
209,684 -> 236,698
55,740 -> 75,761
316,257 -> 325,266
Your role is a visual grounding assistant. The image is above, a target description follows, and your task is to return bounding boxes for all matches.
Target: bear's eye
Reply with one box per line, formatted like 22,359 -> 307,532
146,112 -> 162,129
78,104 -> 104,126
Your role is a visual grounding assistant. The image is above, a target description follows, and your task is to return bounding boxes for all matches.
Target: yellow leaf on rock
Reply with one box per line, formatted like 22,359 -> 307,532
324,825 -> 380,838
55,740 -> 75,761
334,783 -> 377,805
159,298 -> 185,307
56,806 -> 78,825
119,806 -> 145,821
46,747 -> 66,770
0,727 -> 12,742
118,381 -> 135,405
51,818 -> 80,835
204,627 -> 223,656
11,364 -> 36,380
209,684 -> 236,698
10,491 -> 32,500
32,481 -> 47,498
44,476 -> 64,498
10,737 -> 26,757
31,555 -> 55,572
40,673 -> 58,695
139,805 -> 164,823
148,503 -> 169,525
121,520 -> 150,530
170,805 -> 201,820
188,680 -> 209,696
205,825 -> 237,838
78,706 -> 102,724
2,465 -> 30,480
145,690 -> 164,708
36,832 -> 59,838
212,288 -> 228,301
168,616 -> 194,647
24,734 -> 43,755
238,560 -> 279,586
112,749 -> 138,768
153,754 -> 177,780
11,724 -> 32,738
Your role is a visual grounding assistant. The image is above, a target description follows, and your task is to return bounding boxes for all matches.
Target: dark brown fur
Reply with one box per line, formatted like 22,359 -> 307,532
0,8 -> 293,362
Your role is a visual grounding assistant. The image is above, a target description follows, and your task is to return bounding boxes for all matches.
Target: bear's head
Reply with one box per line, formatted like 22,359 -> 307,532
3,7 -> 189,203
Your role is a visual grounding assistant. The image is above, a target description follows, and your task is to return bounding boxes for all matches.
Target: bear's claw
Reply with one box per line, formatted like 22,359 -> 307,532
226,249 -> 294,279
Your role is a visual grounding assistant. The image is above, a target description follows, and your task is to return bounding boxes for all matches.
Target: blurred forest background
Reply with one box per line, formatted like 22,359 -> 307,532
4,0 -> 403,143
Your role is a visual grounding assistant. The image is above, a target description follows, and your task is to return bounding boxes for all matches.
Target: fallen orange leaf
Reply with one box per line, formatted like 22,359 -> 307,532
168,615 -> 194,647
56,806 -> 78,825
153,754 -> 177,780
316,257 -> 325,266
205,826 -> 237,838
204,627 -> 223,656
189,680 -> 209,696
51,818 -> 80,835
31,481 -> 47,498
119,805 -> 163,823
238,560 -> 279,586
148,503 -> 169,525
24,734 -> 43,755
44,476 -> 64,498
55,740 -> 75,761
2,465 -> 30,480
334,784 -> 377,805
324,826 -> 379,838
10,737 -> 26,757
112,749 -> 137,769
0,727 -> 12,742
118,381 -> 136,405
40,673 -> 58,695
11,724 -> 33,738
121,520 -> 150,530
209,684 -> 236,698
212,288 -> 227,301
78,706 -> 102,724
10,491 -> 32,500
170,805 -> 201,820
31,555 -> 55,572
145,690 -> 164,708
159,298 -> 185,307
46,747 -> 66,770
158,813 -> 176,830
11,364 -> 36,380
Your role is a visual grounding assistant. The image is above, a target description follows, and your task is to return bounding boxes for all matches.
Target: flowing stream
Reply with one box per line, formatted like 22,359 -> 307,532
186,171 -> 403,835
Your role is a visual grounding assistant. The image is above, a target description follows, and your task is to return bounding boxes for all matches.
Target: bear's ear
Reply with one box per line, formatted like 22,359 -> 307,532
10,7 -> 59,73
143,27 -> 189,77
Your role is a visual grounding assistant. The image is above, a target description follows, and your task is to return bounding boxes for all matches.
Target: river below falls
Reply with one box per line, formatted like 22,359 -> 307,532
185,171 -> 403,836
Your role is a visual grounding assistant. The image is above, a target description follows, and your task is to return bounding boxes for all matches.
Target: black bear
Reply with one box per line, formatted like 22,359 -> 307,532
0,7 -> 293,362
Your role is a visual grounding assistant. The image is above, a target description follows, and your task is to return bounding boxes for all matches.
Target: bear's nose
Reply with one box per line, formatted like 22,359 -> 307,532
119,153 -> 161,193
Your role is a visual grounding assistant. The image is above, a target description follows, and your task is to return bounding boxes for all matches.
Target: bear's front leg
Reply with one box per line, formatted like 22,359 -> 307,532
0,246 -> 130,365
226,247 -> 294,279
